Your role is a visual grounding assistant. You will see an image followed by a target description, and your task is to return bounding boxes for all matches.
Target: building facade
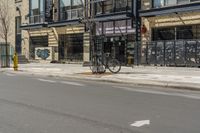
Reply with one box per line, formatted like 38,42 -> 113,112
140,0 -> 200,66
20,0 -> 90,63
18,0 -> 141,65
90,0 -> 140,65
0,0 -> 17,67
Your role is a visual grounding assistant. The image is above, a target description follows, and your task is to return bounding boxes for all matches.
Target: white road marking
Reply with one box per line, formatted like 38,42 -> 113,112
60,81 -> 85,87
130,120 -> 150,127
114,86 -> 200,100
37,78 -> 85,86
37,78 -> 57,83
6,73 -> 15,77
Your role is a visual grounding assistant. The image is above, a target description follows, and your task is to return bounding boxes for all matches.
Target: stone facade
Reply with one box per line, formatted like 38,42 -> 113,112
15,0 -> 30,58
141,0 -> 200,42
17,0 -> 90,63
0,0 -> 16,49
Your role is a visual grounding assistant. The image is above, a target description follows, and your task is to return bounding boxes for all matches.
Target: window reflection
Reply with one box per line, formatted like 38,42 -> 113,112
153,0 -> 200,8
60,0 -> 83,20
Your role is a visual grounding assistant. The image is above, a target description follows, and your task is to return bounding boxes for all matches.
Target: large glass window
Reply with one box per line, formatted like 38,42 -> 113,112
152,25 -> 200,41
177,26 -> 193,39
60,0 -> 83,20
31,0 -> 39,15
30,0 -> 45,23
95,0 -> 132,15
153,0 -> 165,8
153,0 -> 200,8
115,0 -> 127,12
152,27 -> 175,40
59,34 -> 83,61
165,0 -> 177,6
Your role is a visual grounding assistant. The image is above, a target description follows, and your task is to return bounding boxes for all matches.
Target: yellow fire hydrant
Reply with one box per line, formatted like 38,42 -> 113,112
127,55 -> 133,66
13,52 -> 18,71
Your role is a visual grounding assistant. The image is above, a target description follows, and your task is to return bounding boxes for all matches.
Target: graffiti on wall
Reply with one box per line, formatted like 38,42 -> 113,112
36,49 -> 50,60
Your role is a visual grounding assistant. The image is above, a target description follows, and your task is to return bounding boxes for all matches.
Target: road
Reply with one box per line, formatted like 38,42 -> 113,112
0,71 -> 200,133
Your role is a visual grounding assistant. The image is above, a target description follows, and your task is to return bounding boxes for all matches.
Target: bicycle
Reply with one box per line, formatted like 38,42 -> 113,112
89,53 -> 121,74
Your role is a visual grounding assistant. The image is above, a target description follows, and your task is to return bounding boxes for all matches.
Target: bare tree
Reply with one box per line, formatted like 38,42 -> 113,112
0,0 -> 12,67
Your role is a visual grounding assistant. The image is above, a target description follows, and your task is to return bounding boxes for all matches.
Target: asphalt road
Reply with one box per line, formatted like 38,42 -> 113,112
0,72 -> 200,133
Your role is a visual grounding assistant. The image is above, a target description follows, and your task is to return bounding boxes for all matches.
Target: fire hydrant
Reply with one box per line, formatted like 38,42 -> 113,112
13,52 -> 18,71
127,55 -> 133,66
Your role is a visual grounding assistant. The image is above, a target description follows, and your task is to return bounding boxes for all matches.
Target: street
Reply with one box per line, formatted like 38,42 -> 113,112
0,72 -> 200,133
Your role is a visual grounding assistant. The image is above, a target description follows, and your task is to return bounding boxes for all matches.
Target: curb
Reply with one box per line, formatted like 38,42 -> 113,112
4,69 -> 200,91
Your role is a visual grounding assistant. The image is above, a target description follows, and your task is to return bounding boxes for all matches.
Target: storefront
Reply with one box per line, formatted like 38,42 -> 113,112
29,36 -> 49,60
59,33 -> 83,62
95,19 -> 135,65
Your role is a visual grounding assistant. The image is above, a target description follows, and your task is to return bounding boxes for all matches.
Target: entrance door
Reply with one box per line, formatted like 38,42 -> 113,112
30,36 -> 48,59
59,34 -> 83,62
103,38 -> 126,64
113,40 -> 126,64
117,41 -> 126,64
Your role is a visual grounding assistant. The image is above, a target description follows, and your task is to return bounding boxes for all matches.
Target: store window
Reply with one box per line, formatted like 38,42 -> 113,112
152,25 -> 200,41
59,34 -> 83,61
152,27 -> 175,41
176,26 -> 193,39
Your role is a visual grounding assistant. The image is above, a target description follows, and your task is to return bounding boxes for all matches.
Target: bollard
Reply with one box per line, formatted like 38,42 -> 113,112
13,52 -> 18,71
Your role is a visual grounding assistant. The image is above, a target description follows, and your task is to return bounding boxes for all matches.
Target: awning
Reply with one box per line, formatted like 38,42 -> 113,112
48,19 -> 81,27
20,19 -> 82,30
140,2 -> 200,17
92,12 -> 133,22
20,23 -> 47,30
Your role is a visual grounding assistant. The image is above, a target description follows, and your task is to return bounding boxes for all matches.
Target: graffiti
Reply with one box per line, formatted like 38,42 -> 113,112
36,49 -> 50,60
142,40 -> 200,66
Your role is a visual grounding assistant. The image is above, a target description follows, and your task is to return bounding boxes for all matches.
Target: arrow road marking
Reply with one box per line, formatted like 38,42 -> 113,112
130,120 -> 150,127
114,86 -> 200,100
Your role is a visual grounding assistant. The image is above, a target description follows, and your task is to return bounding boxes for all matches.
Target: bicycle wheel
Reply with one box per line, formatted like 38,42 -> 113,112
107,59 -> 121,73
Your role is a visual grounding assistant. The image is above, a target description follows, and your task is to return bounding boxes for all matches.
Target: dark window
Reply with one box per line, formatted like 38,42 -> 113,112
152,25 -> 200,41
176,26 -> 193,39
152,27 -> 175,41
59,34 -> 83,61
95,0 -> 132,15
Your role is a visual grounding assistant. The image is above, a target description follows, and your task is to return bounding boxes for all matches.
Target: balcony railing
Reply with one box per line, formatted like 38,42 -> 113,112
60,8 -> 83,21
29,14 -> 45,24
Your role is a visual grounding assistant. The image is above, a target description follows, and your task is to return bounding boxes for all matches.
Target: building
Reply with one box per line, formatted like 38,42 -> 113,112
139,0 -> 200,66
18,0 -> 141,65
0,0 -> 16,67
90,0 -> 141,65
20,0 -> 90,63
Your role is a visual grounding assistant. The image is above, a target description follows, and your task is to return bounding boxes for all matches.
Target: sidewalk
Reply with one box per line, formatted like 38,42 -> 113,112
3,63 -> 200,90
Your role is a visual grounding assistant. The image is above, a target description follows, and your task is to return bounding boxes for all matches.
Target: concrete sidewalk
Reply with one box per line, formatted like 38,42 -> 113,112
2,63 -> 200,90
